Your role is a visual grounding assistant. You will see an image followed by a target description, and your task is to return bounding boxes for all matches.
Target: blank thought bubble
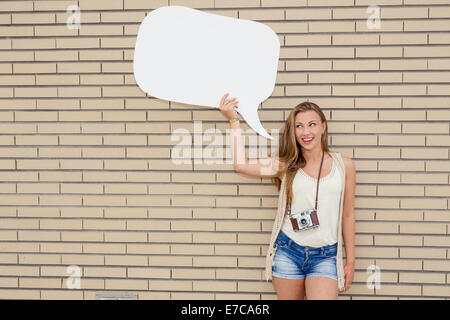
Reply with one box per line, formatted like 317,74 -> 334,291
134,6 -> 280,140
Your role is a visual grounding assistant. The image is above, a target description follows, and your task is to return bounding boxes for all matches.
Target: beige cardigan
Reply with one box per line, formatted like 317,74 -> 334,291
264,151 -> 346,292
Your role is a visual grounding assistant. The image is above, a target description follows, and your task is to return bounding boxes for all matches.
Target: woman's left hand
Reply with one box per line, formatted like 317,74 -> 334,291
342,262 -> 354,292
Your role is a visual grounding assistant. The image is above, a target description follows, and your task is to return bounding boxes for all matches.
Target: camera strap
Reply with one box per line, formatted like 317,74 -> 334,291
314,151 -> 325,211
286,151 -> 325,216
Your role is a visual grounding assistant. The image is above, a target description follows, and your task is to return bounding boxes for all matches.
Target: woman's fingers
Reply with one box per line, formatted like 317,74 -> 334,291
221,94 -> 238,104
219,94 -> 239,121
220,93 -> 229,106
220,94 -> 238,117
226,98 -> 237,104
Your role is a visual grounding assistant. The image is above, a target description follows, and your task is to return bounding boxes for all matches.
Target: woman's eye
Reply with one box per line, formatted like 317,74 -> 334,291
296,123 -> 316,128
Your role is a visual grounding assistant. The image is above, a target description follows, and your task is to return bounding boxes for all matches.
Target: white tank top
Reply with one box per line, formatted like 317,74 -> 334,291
281,156 -> 343,247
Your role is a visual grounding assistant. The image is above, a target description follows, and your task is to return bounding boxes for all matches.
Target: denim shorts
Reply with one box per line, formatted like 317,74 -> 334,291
271,230 -> 338,281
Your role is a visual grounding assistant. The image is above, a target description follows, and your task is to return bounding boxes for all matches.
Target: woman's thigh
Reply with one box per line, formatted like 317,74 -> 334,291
271,242 -> 306,300
272,276 -> 305,300
303,244 -> 338,299
305,276 -> 338,300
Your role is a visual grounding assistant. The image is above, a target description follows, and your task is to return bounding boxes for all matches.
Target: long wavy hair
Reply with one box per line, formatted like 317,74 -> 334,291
271,101 -> 330,205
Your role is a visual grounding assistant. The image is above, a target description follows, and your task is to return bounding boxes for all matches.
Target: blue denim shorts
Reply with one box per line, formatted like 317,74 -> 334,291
272,230 -> 338,281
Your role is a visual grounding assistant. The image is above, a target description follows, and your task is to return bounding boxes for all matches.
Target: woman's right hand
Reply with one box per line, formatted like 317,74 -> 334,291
219,93 -> 239,120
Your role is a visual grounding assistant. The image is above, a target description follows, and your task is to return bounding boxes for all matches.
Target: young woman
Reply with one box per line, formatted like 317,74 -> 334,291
219,93 -> 355,300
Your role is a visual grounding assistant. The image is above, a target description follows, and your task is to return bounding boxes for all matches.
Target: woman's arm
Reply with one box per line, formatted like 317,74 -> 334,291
341,156 -> 356,291
220,93 -> 282,179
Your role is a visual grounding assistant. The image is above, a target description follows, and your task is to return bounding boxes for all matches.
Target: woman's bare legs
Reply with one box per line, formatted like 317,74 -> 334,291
272,276 -> 338,300
272,276 -> 305,300
305,277 -> 338,300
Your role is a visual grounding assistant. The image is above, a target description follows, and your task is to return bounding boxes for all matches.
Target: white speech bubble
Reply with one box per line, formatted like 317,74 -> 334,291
133,6 -> 280,140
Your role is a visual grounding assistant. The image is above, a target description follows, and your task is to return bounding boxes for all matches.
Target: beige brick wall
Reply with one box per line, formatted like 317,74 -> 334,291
0,0 -> 449,300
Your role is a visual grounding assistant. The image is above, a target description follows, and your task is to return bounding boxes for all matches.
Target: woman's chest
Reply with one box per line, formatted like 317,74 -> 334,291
300,158 -> 334,179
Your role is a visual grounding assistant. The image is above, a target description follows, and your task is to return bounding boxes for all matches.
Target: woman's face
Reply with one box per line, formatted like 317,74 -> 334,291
294,110 -> 326,152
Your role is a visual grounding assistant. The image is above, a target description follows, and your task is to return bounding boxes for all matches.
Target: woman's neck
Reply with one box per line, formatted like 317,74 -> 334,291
302,147 -> 324,164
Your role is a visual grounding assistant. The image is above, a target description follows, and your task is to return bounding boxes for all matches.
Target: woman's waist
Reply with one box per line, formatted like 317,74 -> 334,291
276,229 -> 337,253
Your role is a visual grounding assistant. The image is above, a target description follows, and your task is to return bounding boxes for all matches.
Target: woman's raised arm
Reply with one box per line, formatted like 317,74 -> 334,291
219,93 -> 282,179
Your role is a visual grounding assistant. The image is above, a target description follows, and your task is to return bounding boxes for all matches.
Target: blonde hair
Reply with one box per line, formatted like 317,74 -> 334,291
271,101 -> 330,205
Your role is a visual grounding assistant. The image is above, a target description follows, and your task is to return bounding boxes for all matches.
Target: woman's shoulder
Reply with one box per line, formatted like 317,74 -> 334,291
340,154 -> 355,174
329,151 -> 355,171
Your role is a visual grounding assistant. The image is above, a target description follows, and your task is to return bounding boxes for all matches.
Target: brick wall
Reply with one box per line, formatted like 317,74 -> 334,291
0,0 -> 449,299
